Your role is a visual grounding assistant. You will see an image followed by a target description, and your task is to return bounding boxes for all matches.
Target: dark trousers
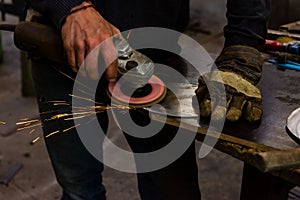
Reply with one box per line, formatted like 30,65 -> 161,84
224,0 -> 271,48
31,58 -> 201,200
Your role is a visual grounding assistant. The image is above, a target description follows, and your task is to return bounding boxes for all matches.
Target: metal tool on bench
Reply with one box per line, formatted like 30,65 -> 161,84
286,107 -> 300,145
268,59 -> 300,71
0,21 -> 167,108
261,39 -> 300,55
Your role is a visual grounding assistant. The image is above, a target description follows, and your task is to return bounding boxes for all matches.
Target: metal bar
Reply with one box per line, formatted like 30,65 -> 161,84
268,59 -> 300,71
258,148 -> 300,172
268,29 -> 300,41
150,114 -> 300,186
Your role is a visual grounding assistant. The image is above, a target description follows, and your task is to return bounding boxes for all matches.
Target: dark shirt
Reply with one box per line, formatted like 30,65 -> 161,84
26,0 -> 271,48
26,0 -> 190,32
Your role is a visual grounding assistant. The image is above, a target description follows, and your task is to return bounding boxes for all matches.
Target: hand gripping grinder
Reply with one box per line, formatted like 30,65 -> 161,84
107,38 -> 166,107
3,21 -> 166,107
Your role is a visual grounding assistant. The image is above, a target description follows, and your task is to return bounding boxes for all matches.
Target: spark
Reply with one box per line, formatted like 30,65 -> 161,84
16,119 -> 39,126
45,115 -> 97,138
29,129 -> 35,134
53,103 -> 70,106
0,121 -> 6,125
111,104 -> 133,110
73,111 -> 98,116
18,67 -> 134,140
72,105 -> 109,111
17,123 -> 42,131
62,124 -> 81,133
31,137 -> 40,144
53,67 -> 131,111
72,105 -> 94,110
20,118 -> 30,121
54,67 -> 92,92
45,130 -> 60,138
43,105 -> 107,122
16,119 -> 40,136
63,110 -> 99,121
39,110 -> 62,115
48,100 -> 67,103
48,113 -> 70,120
23,123 -> 32,127
95,105 -> 110,111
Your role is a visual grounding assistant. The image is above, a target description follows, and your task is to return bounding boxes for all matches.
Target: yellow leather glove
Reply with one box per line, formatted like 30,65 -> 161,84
195,45 -> 264,123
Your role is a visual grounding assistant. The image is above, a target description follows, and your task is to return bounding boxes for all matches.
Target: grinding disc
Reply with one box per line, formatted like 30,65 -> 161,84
286,107 -> 300,145
107,75 -> 166,108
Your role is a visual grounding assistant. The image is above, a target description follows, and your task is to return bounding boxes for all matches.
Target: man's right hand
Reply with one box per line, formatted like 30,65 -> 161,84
61,1 -> 120,80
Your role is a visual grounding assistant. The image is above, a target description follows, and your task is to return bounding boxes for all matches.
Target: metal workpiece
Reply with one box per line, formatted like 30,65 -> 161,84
145,83 -> 199,118
149,59 -> 300,186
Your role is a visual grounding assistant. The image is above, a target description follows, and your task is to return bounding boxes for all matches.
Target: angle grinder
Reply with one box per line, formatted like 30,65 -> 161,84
107,37 -> 166,107
0,21 -> 166,107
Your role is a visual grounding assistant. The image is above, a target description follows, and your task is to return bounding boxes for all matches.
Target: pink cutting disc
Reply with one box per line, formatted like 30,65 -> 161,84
108,75 -> 166,107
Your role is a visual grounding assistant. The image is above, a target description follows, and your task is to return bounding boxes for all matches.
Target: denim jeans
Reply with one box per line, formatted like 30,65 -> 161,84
31,54 -> 201,200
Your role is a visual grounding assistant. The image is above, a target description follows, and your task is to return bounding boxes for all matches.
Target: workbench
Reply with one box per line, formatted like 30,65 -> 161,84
151,60 -> 300,199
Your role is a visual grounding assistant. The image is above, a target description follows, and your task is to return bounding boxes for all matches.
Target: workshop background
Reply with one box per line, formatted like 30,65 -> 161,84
0,0 -> 300,199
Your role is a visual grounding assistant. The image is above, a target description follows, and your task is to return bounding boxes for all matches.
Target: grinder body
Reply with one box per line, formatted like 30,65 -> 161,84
8,21 -> 166,107
12,21 -> 154,87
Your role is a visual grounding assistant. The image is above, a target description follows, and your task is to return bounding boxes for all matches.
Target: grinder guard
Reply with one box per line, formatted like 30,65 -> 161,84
114,37 -> 154,89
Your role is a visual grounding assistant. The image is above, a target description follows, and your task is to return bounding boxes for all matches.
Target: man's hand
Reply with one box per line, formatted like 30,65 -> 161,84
195,45 -> 264,123
61,1 -> 120,80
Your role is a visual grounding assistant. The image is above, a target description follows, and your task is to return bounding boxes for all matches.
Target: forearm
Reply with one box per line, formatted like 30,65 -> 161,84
26,0 -> 94,30
224,0 -> 271,48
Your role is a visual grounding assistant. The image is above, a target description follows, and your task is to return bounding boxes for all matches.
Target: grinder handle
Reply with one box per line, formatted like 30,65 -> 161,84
13,21 -> 67,64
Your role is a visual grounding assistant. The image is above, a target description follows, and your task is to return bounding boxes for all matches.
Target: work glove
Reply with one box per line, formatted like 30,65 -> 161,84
195,45 -> 263,123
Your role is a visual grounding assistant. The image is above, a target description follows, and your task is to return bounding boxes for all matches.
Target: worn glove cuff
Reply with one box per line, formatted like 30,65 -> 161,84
215,45 -> 263,85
